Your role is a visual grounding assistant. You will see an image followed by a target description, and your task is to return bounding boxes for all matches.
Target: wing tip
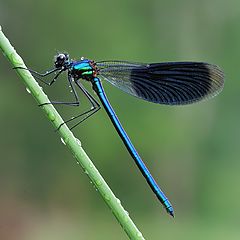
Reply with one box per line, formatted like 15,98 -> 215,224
204,63 -> 225,97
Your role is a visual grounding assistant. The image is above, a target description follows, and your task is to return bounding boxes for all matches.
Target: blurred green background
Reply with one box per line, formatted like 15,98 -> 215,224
0,0 -> 239,239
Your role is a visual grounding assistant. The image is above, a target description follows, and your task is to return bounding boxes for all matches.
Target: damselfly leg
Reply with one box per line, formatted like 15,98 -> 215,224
14,66 -> 60,86
14,66 -> 101,130
62,81 -> 100,130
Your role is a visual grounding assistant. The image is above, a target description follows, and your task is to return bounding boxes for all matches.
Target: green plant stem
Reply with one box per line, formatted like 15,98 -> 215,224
0,26 -> 145,240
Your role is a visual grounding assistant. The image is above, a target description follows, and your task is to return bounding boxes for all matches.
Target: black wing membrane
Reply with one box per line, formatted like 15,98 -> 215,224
96,61 -> 224,105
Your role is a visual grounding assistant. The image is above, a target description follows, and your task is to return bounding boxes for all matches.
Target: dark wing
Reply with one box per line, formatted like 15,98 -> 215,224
96,61 -> 224,105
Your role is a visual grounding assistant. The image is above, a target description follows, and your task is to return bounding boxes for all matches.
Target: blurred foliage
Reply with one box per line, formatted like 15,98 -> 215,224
0,0 -> 240,239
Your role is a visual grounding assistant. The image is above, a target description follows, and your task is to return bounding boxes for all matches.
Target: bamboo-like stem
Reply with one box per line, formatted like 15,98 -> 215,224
0,26 -> 145,240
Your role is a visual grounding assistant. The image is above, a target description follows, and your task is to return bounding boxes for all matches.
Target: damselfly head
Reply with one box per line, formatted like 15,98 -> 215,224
54,53 -> 69,69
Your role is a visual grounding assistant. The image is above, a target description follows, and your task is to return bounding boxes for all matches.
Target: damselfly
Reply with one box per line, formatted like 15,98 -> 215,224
15,53 -> 224,217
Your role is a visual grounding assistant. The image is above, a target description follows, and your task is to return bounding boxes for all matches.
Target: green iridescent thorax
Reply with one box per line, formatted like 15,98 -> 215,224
70,59 -> 95,80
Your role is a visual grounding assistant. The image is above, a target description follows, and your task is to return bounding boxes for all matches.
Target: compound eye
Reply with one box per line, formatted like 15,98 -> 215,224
57,53 -> 66,61
55,53 -> 68,68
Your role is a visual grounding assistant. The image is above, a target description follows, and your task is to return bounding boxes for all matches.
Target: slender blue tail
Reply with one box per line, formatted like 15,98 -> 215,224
92,77 -> 174,217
